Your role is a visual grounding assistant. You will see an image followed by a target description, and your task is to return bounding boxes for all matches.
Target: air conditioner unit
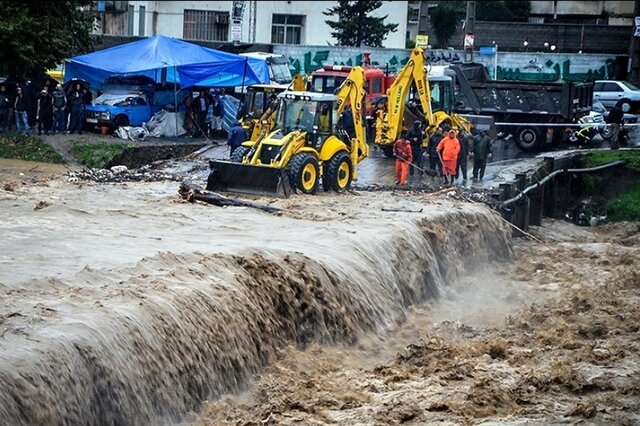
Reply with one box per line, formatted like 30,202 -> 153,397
216,13 -> 229,24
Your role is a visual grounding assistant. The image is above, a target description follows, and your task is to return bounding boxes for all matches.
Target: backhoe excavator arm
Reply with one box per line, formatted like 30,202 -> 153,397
377,48 -> 433,146
375,47 -> 471,148
335,66 -> 368,179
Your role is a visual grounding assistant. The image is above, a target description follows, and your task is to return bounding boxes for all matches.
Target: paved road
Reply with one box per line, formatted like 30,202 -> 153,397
199,126 -> 639,191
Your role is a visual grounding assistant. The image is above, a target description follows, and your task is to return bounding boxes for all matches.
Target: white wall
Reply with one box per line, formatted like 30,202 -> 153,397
128,0 -> 407,48
531,1 -> 633,17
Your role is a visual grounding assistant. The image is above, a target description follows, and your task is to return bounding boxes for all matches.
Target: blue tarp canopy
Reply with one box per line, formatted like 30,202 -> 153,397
65,35 -> 270,89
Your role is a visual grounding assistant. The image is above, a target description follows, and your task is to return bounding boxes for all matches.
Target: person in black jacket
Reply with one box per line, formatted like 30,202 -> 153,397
0,86 -> 10,133
192,90 -> 212,138
456,128 -> 473,181
606,100 -> 625,150
428,126 -> 444,176
36,89 -> 54,135
407,120 -> 425,177
68,83 -> 86,134
472,130 -> 492,180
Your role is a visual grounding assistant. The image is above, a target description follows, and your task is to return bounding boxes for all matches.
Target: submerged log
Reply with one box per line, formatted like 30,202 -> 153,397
179,181 -> 282,214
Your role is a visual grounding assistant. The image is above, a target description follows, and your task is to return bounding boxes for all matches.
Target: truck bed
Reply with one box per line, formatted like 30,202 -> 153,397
450,63 -> 593,121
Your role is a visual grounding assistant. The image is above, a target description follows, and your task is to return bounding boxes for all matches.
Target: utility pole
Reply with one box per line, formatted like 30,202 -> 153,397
629,0 -> 640,84
249,0 -> 257,43
464,1 -> 476,62
417,0 -> 430,38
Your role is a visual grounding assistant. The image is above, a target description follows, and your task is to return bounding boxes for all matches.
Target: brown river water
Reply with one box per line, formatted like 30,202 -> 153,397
0,169 -> 514,424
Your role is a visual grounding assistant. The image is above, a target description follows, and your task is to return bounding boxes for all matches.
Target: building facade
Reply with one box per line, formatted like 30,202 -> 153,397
96,0 -> 409,48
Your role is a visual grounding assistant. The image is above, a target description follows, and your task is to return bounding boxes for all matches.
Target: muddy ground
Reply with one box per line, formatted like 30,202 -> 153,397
192,221 -> 640,425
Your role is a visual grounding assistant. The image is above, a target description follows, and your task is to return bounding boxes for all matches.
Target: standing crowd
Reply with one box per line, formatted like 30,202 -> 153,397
394,120 -> 493,186
0,82 -> 91,136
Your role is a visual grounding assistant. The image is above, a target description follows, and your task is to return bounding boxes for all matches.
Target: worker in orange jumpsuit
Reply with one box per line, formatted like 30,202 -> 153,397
436,129 -> 461,185
393,130 -> 413,185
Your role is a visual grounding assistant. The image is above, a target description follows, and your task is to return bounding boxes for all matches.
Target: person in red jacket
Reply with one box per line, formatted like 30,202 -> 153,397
393,130 -> 413,185
436,129 -> 461,185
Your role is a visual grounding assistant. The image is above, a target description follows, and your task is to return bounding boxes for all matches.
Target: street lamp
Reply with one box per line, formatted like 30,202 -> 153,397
523,39 -> 529,52
550,44 -> 556,51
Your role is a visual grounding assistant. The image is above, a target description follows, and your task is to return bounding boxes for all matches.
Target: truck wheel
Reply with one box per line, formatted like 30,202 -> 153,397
114,115 -> 129,128
289,153 -> 319,194
326,151 -> 352,192
230,146 -> 251,163
382,146 -> 395,158
515,126 -> 543,152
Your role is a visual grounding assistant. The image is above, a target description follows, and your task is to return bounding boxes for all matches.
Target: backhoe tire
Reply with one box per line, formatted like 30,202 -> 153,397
230,146 -> 251,163
289,153 -> 319,194
326,151 -> 352,192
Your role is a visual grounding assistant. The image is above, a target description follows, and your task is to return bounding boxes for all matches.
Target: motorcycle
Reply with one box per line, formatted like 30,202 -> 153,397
568,115 -> 620,146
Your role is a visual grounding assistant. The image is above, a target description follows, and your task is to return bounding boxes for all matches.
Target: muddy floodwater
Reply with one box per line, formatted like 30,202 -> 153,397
0,166 -> 638,425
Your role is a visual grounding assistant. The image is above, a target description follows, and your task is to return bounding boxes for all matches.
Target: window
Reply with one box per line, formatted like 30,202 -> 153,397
271,14 -> 303,45
138,6 -> 145,36
370,79 -> 382,95
594,82 -> 604,91
183,9 -> 229,41
622,81 -> 640,90
602,82 -> 623,92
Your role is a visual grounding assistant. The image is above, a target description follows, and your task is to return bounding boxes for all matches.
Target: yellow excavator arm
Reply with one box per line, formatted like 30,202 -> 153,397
289,74 -> 307,91
335,66 -> 368,178
375,47 -> 471,148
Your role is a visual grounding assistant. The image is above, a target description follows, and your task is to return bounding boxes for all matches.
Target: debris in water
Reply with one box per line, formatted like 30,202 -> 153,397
33,200 -> 50,210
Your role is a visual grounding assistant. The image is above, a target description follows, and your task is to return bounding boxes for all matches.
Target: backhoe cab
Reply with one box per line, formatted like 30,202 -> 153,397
239,75 -> 308,142
374,47 -> 472,155
207,67 -> 368,198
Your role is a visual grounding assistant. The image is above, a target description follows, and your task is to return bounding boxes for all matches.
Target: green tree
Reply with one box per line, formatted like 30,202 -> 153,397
477,1 -> 513,21
323,1 -> 398,47
477,0 -> 530,22
505,0 -> 531,21
430,3 -> 461,48
0,0 -> 95,79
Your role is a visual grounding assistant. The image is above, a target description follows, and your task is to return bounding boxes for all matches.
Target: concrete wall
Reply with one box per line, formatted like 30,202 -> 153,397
428,21 -> 632,54
273,44 -> 624,82
124,0 -> 407,48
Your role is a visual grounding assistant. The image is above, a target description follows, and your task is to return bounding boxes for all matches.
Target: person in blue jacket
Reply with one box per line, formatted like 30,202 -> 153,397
227,120 -> 248,155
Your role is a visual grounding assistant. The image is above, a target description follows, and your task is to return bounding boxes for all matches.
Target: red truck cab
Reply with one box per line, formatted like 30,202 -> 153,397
310,64 -> 394,117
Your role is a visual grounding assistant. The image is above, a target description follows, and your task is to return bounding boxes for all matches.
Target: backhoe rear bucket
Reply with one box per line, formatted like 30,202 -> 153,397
206,160 -> 292,198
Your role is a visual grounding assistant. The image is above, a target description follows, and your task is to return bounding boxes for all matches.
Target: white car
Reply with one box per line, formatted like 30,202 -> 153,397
593,80 -> 640,113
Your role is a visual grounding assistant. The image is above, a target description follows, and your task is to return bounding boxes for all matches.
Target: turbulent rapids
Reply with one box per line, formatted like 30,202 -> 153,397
0,181 -> 512,425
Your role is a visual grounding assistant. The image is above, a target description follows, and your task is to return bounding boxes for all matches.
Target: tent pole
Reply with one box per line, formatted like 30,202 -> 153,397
174,66 -> 178,136
241,57 -> 248,98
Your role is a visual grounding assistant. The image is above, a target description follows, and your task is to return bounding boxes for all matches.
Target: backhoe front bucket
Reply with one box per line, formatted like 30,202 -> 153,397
206,160 -> 292,198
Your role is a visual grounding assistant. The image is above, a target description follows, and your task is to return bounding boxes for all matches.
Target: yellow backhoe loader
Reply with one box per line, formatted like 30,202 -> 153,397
239,74 -> 308,141
375,47 -> 472,155
207,67 -> 368,197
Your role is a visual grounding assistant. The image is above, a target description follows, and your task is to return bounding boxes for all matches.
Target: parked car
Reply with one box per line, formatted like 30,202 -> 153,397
84,75 -> 187,130
593,80 -> 640,113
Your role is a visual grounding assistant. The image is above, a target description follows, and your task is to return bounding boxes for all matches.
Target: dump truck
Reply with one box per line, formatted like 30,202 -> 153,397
448,63 -> 594,152
374,48 -> 486,157
207,66 -> 367,197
